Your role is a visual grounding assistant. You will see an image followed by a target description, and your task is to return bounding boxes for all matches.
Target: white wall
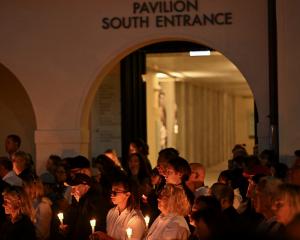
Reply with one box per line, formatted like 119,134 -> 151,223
277,0 -> 300,166
0,0 -> 270,172
90,65 -> 121,159
234,97 -> 255,155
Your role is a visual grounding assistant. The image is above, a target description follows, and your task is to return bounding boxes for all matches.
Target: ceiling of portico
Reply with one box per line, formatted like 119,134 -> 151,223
146,51 -> 253,97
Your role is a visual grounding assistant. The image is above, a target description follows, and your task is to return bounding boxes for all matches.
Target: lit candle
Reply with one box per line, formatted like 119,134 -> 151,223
57,212 -> 64,225
144,215 -> 150,228
90,219 -> 96,233
126,227 -> 133,239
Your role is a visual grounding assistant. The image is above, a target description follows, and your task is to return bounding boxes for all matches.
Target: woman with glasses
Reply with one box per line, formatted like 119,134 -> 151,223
144,184 -> 191,240
0,186 -> 36,240
91,174 -> 146,240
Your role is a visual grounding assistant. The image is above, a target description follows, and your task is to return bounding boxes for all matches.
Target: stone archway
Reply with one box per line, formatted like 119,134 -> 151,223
81,39 -> 262,167
0,63 -> 37,158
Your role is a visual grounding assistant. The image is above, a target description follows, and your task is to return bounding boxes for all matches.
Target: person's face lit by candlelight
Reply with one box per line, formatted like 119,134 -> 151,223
273,184 -> 300,226
128,154 -> 140,176
274,196 -> 294,225
3,194 -> 18,216
165,165 -> 182,185
55,165 -> 67,183
129,143 -> 138,155
110,183 -> 130,209
156,158 -> 168,177
2,186 -> 34,224
71,184 -> 90,202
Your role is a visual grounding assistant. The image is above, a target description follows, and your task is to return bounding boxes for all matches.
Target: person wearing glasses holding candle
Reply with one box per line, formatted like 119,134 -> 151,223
144,184 -> 191,240
0,185 -> 37,240
91,174 -> 146,240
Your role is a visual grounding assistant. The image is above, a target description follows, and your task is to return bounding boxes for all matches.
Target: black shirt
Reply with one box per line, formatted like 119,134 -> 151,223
0,215 -> 36,240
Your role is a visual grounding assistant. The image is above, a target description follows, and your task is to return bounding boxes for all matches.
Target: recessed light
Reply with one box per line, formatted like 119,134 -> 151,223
189,50 -> 211,56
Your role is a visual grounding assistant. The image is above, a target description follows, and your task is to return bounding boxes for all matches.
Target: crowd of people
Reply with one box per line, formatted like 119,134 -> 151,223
0,135 -> 300,240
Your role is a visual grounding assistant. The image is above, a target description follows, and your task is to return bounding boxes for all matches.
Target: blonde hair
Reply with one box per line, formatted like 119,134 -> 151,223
24,179 -> 45,200
3,186 -> 35,222
160,184 -> 191,216
278,184 -> 300,221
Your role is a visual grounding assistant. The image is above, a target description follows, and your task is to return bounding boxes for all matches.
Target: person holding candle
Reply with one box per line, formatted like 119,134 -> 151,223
91,174 -> 146,240
62,173 -> 112,240
144,184 -> 191,240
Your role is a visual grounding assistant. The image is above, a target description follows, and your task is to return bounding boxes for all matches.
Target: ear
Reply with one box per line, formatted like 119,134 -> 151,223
83,184 -> 90,191
220,198 -> 227,208
126,192 -> 131,198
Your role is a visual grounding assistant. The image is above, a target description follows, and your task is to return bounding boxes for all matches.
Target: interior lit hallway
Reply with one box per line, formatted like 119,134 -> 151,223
204,160 -> 229,187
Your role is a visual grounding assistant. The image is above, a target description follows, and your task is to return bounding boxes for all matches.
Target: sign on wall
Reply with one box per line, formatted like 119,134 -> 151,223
101,0 -> 233,29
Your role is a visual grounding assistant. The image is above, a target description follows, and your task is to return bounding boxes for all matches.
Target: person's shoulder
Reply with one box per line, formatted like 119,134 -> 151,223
38,197 -> 53,211
107,206 -> 117,216
128,209 -> 146,223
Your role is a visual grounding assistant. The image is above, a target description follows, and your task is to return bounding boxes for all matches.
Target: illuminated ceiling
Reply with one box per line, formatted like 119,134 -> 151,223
146,51 -> 253,97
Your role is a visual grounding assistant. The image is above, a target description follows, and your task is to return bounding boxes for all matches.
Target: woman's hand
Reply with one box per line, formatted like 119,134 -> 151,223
59,223 -> 68,236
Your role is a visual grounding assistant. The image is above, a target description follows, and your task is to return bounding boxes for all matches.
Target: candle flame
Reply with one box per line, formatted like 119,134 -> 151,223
145,215 -> 150,227
126,227 -> 133,238
57,212 -> 64,223
90,219 -> 96,227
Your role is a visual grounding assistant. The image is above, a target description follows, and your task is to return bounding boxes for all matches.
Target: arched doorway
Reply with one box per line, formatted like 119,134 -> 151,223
89,40 -> 255,171
0,63 -> 37,158
143,41 -> 255,168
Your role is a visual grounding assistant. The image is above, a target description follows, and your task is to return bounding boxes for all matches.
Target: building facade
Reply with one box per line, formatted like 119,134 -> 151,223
0,0 -> 299,172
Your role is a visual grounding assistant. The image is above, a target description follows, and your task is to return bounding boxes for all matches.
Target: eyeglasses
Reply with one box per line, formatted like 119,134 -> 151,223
111,190 -> 128,196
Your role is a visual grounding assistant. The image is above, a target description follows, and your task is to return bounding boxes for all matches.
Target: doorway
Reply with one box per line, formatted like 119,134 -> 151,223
90,41 -> 255,172
142,42 -> 255,168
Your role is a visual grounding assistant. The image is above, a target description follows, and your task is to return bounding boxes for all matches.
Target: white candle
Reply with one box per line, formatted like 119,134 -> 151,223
57,212 -> 64,224
90,219 -> 96,233
126,227 -> 133,239
144,215 -> 150,228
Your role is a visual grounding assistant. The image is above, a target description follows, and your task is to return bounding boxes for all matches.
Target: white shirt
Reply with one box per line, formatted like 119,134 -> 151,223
2,170 -> 23,186
145,213 -> 190,240
107,207 -> 146,240
33,197 -> 53,240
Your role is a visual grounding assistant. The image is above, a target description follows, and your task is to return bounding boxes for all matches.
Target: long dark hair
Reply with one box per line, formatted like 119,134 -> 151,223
112,174 -> 139,211
128,153 -> 150,183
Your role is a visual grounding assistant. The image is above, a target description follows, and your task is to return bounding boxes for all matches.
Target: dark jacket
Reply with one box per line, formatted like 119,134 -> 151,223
0,215 -> 36,240
64,185 -> 112,240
